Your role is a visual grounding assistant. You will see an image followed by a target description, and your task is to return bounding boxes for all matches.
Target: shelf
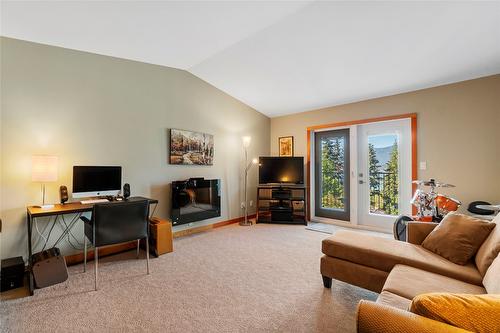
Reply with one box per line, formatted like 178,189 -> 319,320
256,185 -> 307,225
256,216 -> 307,225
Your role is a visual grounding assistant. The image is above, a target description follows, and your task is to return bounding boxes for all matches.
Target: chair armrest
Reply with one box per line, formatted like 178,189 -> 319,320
356,300 -> 469,333
406,222 -> 439,245
80,216 -> 91,224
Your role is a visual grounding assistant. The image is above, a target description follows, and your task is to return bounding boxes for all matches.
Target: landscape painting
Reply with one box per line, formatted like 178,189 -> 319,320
170,129 -> 214,165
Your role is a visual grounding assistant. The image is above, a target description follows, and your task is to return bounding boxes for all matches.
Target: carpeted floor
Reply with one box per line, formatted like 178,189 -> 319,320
1,224 -> 378,332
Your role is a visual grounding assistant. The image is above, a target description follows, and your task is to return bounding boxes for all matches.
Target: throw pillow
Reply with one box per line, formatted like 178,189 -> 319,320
421,213 -> 495,265
410,293 -> 500,333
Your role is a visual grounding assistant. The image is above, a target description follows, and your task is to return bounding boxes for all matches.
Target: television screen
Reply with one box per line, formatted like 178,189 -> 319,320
259,157 -> 304,184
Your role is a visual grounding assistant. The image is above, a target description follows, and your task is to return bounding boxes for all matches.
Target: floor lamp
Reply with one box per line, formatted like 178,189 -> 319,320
241,136 -> 257,226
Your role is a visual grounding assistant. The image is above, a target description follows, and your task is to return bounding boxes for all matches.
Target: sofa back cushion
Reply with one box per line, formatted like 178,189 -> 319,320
475,214 -> 500,276
410,293 -> 500,333
482,254 -> 500,294
421,213 -> 495,265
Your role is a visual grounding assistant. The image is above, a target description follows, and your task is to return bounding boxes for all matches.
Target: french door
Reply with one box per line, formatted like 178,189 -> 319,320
357,119 -> 412,230
312,118 -> 413,232
314,129 -> 350,221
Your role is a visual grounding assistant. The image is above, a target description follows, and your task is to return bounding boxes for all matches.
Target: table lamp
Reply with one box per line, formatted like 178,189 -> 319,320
32,155 -> 58,209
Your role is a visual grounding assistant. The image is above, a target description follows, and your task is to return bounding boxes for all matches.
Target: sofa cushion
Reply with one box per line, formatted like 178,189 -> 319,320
482,254 -> 500,294
377,291 -> 411,310
383,265 -> 486,300
410,293 -> 500,333
421,213 -> 495,265
322,230 -> 483,285
475,213 -> 500,276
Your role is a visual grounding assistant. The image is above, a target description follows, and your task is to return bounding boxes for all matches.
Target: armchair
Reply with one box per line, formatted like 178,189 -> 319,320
81,200 -> 150,290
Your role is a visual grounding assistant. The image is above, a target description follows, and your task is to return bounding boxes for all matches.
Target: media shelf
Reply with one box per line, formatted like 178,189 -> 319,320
256,185 -> 307,225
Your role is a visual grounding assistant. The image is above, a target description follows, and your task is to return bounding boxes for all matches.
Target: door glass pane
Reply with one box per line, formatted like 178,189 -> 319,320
320,136 -> 346,210
368,134 -> 399,216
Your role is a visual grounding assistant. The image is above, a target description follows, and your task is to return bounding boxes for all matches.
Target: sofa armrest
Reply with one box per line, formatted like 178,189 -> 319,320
406,222 -> 439,245
356,300 -> 469,333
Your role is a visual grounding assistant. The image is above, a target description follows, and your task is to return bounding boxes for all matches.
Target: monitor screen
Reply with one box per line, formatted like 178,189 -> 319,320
259,157 -> 304,184
72,166 -> 122,197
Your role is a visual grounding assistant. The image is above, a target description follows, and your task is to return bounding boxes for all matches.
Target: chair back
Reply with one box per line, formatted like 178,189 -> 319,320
92,200 -> 149,247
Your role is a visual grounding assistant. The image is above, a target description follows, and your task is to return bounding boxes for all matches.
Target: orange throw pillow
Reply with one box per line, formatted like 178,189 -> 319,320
410,293 -> 500,333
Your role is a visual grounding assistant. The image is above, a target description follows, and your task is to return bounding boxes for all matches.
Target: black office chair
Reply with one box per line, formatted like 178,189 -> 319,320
80,200 -> 150,290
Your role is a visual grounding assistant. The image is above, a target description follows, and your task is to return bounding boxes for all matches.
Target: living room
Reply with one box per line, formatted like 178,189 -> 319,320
1,1 -> 499,332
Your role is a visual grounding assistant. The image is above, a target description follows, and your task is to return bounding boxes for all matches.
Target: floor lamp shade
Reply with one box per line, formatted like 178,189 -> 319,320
32,156 -> 58,182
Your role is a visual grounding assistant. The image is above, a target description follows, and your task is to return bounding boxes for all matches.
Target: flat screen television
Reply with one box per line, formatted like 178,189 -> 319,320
259,157 -> 304,184
171,178 -> 221,225
72,166 -> 122,198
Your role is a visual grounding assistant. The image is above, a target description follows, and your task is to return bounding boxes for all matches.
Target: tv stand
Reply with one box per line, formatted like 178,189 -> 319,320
256,185 -> 307,225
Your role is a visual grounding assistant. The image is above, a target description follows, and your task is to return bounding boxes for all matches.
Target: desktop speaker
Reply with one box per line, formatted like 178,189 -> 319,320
59,185 -> 68,204
32,247 -> 68,289
123,183 -> 131,199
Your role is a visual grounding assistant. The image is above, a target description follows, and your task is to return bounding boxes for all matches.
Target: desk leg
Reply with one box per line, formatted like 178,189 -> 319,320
26,212 -> 34,296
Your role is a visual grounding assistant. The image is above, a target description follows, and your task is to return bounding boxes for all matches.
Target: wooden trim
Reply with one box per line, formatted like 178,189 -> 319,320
172,214 -> 256,238
64,214 -> 256,266
306,113 -> 418,221
306,113 -> 417,131
306,130 -> 311,221
411,116 -> 418,215
65,241 -> 137,266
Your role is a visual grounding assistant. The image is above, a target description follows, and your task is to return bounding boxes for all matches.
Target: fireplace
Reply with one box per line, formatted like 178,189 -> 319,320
171,178 -> 221,225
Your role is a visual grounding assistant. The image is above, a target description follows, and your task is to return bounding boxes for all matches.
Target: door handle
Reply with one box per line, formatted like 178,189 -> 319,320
359,180 -> 364,184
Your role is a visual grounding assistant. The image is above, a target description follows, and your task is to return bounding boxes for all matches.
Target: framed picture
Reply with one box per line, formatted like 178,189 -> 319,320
278,136 -> 294,157
170,129 -> 214,165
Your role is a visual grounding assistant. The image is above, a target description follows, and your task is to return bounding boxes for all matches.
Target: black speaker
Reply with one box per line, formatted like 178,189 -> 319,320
59,185 -> 68,204
1,256 -> 25,292
123,183 -> 130,199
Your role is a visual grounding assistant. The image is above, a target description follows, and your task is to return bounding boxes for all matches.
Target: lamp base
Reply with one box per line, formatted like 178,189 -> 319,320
239,220 -> 253,226
35,204 -> 55,209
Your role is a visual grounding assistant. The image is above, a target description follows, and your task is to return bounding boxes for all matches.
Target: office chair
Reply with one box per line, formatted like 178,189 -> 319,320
81,200 -> 150,290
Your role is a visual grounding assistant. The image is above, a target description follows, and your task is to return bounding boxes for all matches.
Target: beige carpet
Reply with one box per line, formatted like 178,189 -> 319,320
1,224 -> 377,332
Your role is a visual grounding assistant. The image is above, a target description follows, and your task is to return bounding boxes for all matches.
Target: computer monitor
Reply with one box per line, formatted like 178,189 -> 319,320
72,166 -> 122,198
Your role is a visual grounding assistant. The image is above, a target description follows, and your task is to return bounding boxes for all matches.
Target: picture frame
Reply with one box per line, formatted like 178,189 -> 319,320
278,136 -> 294,157
170,128 -> 214,165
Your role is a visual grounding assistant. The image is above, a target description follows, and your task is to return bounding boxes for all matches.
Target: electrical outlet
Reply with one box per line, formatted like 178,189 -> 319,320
419,161 -> 427,170
249,200 -> 253,207
241,202 -> 245,209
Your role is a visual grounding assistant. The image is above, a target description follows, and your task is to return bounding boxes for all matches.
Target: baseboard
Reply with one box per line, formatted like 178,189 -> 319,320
64,214 -> 256,266
172,214 -> 256,238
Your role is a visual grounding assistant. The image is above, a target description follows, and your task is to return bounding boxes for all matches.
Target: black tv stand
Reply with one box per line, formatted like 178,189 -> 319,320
256,185 -> 307,225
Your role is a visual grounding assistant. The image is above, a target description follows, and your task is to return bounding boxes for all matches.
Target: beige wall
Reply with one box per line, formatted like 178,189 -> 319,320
0,37 -> 270,260
271,75 -> 500,214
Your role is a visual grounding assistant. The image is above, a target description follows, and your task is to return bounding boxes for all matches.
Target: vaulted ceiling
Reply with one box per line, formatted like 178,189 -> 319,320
2,1 -> 500,117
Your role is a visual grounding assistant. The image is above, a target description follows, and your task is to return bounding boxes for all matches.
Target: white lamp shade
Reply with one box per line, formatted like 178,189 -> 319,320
32,155 -> 58,182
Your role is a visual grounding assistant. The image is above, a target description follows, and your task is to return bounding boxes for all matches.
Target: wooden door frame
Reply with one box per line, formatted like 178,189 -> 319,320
306,113 -> 417,221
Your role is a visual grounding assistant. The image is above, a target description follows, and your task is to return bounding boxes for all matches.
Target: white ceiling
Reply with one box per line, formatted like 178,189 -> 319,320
2,1 -> 500,117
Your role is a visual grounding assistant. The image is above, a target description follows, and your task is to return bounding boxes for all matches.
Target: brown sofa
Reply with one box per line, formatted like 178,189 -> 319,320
320,216 -> 500,332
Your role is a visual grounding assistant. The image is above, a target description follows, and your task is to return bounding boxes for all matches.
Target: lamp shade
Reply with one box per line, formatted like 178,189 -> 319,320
32,155 -> 58,182
242,136 -> 251,148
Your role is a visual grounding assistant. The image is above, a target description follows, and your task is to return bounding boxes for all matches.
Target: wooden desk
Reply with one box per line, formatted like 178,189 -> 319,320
26,197 -> 158,295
